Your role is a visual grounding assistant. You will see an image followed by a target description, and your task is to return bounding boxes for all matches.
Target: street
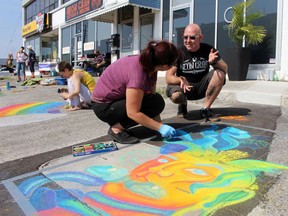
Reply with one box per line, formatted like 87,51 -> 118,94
0,73 -> 288,215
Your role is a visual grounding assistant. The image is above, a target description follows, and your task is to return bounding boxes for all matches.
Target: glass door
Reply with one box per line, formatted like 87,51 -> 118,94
140,15 -> 153,51
121,21 -> 133,54
74,34 -> 82,66
172,7 -> 190,47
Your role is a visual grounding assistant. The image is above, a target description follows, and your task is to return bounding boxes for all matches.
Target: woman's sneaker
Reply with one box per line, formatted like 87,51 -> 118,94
108,127 -> 140,144
200,108 -> 220,122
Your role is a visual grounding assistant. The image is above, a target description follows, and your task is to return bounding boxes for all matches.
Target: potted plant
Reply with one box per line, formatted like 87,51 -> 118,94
225,0 -> 266,81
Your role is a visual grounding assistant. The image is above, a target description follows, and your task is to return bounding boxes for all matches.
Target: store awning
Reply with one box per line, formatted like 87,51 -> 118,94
86,0 -> 160,23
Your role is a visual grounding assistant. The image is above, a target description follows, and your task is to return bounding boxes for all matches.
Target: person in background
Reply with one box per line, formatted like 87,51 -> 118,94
6,53 -> 14,75
91,40 -> 179,144
16,46 -> 28,82
57,61 -> 96,111
166,23 -> 228,121
83,50 -> 106,75
27,45 -> 36,78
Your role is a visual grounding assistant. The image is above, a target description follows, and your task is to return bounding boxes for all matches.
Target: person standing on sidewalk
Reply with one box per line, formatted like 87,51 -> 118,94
166,24 -> 228,121
27,45 -> 36,78
91,41 -> 179,144
16,46 -> 28,82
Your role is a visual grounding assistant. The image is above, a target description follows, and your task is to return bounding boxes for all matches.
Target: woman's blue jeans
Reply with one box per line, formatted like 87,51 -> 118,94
16,62 -> 26,77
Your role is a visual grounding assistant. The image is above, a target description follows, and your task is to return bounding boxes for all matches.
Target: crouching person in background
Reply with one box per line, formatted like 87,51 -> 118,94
57,61 -> 96,111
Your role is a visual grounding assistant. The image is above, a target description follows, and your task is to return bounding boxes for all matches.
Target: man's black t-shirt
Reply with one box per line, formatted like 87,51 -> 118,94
176,43 -> 220,83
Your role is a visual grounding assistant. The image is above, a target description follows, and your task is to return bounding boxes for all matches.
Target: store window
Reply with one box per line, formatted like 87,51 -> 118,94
51,36 -> 58,60
25,0 -> 58,24
71,25 -> 76,63
121,22 -> 133,52
218,0 -> 277,64
172,0 -> 191,7
74,34 -> 82,64
217,0 -> 240,55
194,0 -> 216,46
25,37 -> 40,63
34,38 -> 40,62
96,22 -> 111,54
166,0 -> 277,65
61,20 -> 111,64
172,8 -> 190,47
140,15 -> 154,50
83,20 -> 95,43
76,22 -> 82,34
250,0 -> 277,64
61,26 -> 71,62
82,20 -> 111,55
41,37 -> 53,61
118,6 -> 134,54
83,20 -> 95,56
162,0 -> 170,40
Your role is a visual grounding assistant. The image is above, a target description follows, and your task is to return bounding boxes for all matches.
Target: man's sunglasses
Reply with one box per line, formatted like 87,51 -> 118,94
183,35 -> 198,40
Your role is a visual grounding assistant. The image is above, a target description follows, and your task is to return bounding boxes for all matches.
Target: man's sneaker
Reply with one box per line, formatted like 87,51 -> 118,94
108,127 -> 140,144
177,104 -> 188,118
200,108 -> 220,122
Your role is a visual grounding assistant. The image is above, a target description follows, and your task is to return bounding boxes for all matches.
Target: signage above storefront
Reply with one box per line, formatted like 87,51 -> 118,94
65,0 -> 103,21
22,13 -> 51,37
22,20 -> 37,37
36,12 -> 45,33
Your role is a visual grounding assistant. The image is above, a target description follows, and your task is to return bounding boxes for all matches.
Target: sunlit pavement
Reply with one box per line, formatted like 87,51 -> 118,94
0,72 -> 288,215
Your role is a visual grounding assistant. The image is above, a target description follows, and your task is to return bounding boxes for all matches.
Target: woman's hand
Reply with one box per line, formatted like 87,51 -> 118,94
158,124 -> 176,138
60,92 -> 70,100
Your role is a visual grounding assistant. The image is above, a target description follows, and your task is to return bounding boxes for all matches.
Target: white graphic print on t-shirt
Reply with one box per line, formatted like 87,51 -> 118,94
180,57 -> 209,74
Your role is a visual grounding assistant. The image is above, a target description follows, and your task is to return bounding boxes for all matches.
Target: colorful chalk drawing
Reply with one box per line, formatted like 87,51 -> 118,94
17,124 -> 288,215
0,102 -> 66,117
219,115 -> 249,121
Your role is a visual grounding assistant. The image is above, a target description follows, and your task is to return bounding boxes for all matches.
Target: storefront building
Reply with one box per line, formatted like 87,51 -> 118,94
22,0 -> 112,65
22,0 -> 58,63
21,0 -> 288,80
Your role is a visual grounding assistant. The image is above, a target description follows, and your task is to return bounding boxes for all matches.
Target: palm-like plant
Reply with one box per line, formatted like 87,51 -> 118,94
228,0 -> 266,47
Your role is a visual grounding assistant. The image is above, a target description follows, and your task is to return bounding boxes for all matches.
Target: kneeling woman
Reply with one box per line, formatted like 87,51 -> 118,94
91,41 -> 179,144
58,61 -> 96,110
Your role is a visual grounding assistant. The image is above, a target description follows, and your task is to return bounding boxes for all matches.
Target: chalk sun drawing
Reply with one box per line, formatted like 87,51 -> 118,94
0,102 -> 66,117
17,124 -> 288,215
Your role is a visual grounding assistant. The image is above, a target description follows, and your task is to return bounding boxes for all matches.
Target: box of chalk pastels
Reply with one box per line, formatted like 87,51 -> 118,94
72,141 -> 118,157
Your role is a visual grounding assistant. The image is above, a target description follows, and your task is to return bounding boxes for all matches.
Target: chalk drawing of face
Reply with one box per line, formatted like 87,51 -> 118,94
17,126 -> 288,216
97,152 -> 255,213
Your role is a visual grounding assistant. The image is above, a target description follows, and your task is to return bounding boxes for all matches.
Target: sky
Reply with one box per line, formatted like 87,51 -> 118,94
0,0 -> 23,59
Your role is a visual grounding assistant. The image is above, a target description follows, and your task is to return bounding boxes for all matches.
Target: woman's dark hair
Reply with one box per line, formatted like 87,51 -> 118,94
58,61 -> 73,71
139,40 -> 179,73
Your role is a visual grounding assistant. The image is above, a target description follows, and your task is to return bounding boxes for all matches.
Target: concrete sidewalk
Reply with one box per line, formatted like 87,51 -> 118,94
3,69 -> 288,106
156,76 -> 288,107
